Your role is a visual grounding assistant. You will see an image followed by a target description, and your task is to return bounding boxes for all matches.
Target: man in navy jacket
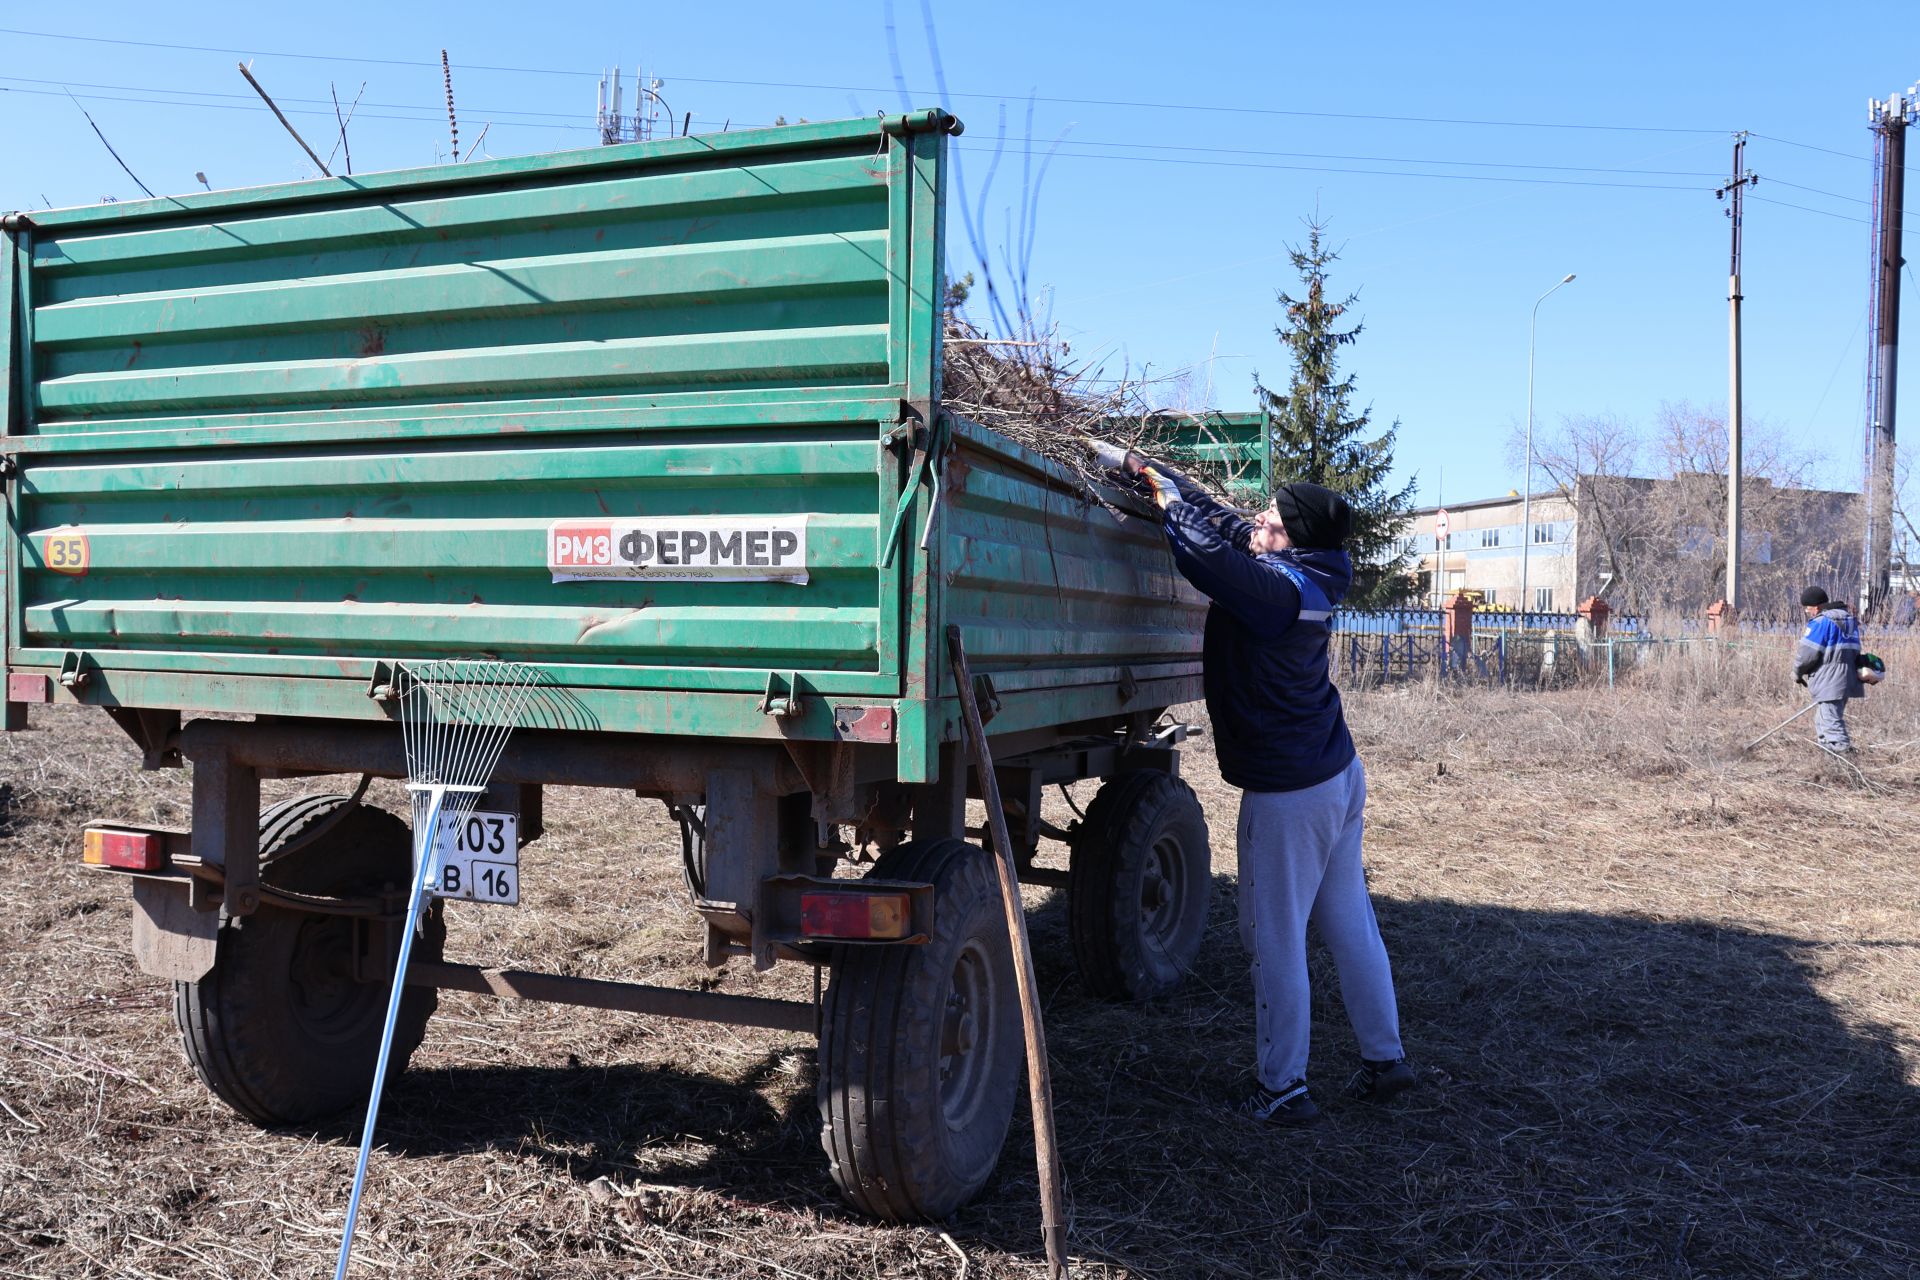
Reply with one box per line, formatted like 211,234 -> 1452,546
1794,586 -> 1863,752
1097,446 -> 1414,1124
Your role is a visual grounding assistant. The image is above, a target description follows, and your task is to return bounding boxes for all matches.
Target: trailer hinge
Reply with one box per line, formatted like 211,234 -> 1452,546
760,670 -> 805,719
0,455 -> 16,481
366,659 -> 398,702
58,649 -> 91,691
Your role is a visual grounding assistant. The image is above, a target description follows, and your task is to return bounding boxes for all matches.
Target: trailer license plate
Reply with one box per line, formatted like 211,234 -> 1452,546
431,810 -> 519,906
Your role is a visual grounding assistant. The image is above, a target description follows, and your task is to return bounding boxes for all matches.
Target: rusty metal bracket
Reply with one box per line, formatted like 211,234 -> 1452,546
782,739 -> 858,825
104,706 -> 183,770
972,672 -> 1002,724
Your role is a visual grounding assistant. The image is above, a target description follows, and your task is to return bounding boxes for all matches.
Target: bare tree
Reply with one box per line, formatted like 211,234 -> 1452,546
1518,403 -> 1856,618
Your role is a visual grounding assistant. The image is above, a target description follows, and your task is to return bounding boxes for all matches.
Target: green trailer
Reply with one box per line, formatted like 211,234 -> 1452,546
2,112 -> 1248,1220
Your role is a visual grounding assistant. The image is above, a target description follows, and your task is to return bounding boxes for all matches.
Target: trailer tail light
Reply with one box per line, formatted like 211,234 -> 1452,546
800,890 -> 911,941
82,827 -> 167,872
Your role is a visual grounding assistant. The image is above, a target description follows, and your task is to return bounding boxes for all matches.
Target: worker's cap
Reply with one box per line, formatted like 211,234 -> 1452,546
1800,585 -> 1829,608
1272,483 -> 1354,549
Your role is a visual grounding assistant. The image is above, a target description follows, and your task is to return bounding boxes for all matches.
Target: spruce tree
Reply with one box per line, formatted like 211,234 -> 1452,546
1254,219 -> 1417,607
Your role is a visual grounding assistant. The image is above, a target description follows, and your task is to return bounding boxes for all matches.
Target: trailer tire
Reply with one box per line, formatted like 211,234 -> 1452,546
1068,770 -> 1212,1000
818,838 -> 1021,1222
174,794 -> 441,1127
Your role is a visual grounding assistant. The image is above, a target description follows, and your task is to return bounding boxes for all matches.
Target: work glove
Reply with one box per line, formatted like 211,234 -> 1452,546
1090,437 -> 1128,474
1139,466 -> 1182,510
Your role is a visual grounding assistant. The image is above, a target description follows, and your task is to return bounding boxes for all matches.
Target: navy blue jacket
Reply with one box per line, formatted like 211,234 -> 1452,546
1159,485 -> 1356,793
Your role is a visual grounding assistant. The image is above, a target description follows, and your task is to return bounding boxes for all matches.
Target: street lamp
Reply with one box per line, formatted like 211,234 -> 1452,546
1521,273 -> 1576,624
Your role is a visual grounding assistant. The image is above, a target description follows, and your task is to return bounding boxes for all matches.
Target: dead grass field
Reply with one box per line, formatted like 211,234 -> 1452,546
2,649 -> 1917,1279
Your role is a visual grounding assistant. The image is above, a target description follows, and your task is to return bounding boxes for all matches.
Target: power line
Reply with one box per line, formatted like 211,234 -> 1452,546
1751,194 -> 1870,225
1,23 -> 1736,137
1765,176 -> 1871,205
956,145 -> 1714,192
0,83 -> 593,133
0,84 -> 1717,192
996,132 -> 1725,178
0,73 -> 591,122
1,73 -> 1731,182
1751,132 -> 1872,162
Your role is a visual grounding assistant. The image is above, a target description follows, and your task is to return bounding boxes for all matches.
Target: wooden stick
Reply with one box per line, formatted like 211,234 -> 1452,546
946,623 -> 1069,1279
237,63 -> 331,176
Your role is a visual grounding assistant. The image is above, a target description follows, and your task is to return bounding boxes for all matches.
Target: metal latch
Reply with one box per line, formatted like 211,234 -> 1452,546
58,650 -> 90,690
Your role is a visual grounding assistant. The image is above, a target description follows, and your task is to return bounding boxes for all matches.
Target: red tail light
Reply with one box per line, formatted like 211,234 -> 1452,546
82,828 -> 166,872
799,891 -> 910,940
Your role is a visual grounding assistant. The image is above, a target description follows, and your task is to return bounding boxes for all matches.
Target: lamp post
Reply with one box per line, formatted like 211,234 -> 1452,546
1521,273 -> 1576,624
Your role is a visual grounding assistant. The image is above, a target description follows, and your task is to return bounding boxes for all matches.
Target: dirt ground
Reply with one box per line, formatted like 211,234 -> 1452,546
2,666 -> 1917,1279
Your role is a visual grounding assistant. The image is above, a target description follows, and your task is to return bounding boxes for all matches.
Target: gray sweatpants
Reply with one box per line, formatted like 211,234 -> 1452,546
1238,756 -> 1403,1089
1814,700 -> 1853,751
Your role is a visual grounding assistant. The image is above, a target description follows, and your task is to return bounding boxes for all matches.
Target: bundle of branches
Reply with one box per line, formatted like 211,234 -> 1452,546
940,314 -> 1254,506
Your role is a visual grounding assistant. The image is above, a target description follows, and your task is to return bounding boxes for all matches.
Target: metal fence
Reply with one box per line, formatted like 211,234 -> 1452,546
1332,609 -> 1646,637
1329,629 -> 1584,687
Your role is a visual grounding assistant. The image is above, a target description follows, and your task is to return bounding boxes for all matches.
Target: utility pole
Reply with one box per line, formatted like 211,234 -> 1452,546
1864,88 -> 1915,614
1716,134 -> 1758,612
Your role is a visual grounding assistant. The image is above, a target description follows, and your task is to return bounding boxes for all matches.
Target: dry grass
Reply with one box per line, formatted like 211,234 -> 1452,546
2,658 -> 1917,1277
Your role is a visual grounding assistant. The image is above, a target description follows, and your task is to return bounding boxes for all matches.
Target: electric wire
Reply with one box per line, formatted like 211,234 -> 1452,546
8,82 -> 1730,195
0,24 -> 1742,137
0,76 -> 1728,182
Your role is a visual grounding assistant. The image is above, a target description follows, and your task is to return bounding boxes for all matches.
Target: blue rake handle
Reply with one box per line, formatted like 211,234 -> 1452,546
334,784 -> 449,1280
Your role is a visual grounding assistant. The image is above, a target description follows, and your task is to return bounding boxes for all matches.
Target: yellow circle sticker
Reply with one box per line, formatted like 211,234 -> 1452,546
43,532 -> 90,576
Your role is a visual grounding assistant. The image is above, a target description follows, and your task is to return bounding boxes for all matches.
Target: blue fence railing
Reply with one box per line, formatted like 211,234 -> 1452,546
1331,609 -> 1646,636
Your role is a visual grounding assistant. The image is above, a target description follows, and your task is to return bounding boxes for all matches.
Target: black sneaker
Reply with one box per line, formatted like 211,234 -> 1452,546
1242,1079 -> 1322,1126
1344,1057 -> 1417,1104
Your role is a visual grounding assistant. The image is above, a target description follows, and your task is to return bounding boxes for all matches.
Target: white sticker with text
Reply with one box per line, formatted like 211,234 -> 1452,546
548,516 -> 809,584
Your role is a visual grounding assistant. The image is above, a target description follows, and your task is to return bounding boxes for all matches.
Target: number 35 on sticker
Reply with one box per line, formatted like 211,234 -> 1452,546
42,533 -> 90,577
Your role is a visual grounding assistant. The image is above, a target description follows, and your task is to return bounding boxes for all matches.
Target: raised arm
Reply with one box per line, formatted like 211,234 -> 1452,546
1162,498 -> 1302,631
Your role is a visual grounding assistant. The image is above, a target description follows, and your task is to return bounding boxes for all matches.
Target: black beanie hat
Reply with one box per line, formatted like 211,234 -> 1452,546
1800,585 -> 1829,608
1272,482 -> 1354,549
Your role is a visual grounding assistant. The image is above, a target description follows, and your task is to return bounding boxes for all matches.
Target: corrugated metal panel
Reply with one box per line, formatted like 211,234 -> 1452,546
1153,410 -> 1271,504
941,419 -> 1206,689
9,123 -> 913,699
28,153 -> 895,424
19,432 -> 882,675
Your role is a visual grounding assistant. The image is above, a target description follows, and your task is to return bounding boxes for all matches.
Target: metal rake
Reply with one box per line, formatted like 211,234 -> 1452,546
335,659 -> 544,1280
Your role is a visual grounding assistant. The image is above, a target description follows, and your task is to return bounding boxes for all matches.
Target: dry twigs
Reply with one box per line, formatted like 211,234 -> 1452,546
942,315 -> 1256,506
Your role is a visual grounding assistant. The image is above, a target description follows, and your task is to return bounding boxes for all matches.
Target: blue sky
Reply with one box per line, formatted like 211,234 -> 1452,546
2,2 -> 1915,509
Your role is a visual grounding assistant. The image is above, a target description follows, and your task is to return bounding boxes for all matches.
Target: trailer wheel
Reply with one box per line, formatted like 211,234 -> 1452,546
1069,770 -> 1212,1000
818,838 -> 1021,1222
174,794 -> 442,1126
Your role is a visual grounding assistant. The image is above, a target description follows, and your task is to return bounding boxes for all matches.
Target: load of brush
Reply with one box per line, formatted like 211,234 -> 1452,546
940,313 -> 1259,509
